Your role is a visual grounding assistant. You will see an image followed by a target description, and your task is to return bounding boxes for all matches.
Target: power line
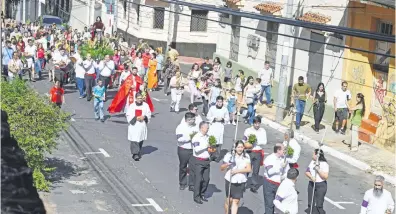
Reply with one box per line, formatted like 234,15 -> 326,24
160,0 -> 395,43
124,1 -> 394,58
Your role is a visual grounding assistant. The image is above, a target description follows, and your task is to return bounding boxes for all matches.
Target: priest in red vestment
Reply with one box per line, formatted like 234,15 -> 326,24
108,67 -> 154,114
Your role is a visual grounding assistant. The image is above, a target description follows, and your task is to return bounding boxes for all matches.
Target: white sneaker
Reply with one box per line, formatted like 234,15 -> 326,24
232,122 -> 236,126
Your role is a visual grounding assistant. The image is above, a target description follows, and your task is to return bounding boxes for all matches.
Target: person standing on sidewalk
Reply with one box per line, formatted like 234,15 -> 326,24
291,76 -> 311,130
243,116 -> 267,193
93,79 -> 106,122
49,80 -> 65,108
258,61 -> 273,107
305,149 -> 329,214
347,93 -> 366,151
333,81 -> 352,134
263,143 -> 289,214
126,92 -> 152,161
312,83 -> 326,133
83,53 -> 96,101
360,175 -> 394,214
176,112 -> 198,191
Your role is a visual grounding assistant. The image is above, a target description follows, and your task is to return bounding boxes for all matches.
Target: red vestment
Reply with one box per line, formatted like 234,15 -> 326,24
107,74 -> 154,113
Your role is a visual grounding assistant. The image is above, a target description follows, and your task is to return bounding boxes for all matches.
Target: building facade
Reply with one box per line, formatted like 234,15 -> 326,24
116,0 -> 219,58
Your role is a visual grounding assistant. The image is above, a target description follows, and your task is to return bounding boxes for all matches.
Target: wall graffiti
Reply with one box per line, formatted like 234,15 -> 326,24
389,73 -> 396,95
348,65 -> 365,95
373,72 -> 388,104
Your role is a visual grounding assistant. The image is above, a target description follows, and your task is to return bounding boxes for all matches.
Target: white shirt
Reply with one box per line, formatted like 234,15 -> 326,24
74,53 -> 85,79
83,32 -> 91,40
360,188 -> 394,214
175,122 -> 199,149
7,59 -> 23,77
126,102 -> 151,142
334,89 -> 351,109
207,105 -> 230,123
307,160 -> 329,183
207,105 -> 229,145
82,59 -> 95,74
274,179 -> 298,214
283,138 -> 301,164
263,153 -> 289,183
53,52 -> 69,65
98,60 -> 115,77
180,114 -> 203,128
234,77 -> 242,92
258,67 -> 273,86
25,45 -> 37,58
243,127 -> 267,150
223,152 -> 251,183
191,132 -> 210,159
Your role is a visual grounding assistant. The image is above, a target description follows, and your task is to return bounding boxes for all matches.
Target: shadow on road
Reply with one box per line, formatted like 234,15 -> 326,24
45,157 -> 78,186
141,145 -> 158,156
205,184 -> 222,198
238,206 -> 254,214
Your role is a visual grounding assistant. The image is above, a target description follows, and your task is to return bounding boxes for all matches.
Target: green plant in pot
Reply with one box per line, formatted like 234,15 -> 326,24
208,136 -> 217,153
286,146 -> 294,157
244,134 -> 256,149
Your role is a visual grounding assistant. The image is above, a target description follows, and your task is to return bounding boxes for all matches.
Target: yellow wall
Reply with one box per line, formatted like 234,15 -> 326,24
343,2 -> 395,115
343,1 -> 395,150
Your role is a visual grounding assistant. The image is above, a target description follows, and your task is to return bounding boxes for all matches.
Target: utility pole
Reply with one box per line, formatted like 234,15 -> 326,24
166,1 -> 175,56
275,0 -> 294,122
113,0 -> 118,33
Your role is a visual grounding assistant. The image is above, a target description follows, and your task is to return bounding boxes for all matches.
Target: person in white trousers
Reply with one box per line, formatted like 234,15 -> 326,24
170,71 -> 184,113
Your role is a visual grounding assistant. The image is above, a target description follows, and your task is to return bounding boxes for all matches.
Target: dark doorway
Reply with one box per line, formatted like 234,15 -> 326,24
229,15 -> 241,62
307,32 -> 325,92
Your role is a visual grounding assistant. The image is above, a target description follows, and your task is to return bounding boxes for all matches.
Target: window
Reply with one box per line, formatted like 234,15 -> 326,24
153,7 -> 165,29
190,10 -> 208,32
374,20 -> 393,73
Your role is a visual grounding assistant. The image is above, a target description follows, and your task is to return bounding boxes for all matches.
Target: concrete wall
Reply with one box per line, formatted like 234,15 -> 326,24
69,0 -> 90,30
116,0 -> 219,58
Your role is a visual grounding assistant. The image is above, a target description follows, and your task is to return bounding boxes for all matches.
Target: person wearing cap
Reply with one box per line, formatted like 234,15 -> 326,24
282,131 -> 301,169
191,121 -> 211,204
126,92 -> 152,161
243,116 -> 267,193
175,112 -> 199,191
263,143 -> 289,214
360,175 -> 394,214
274,168 -> 299,214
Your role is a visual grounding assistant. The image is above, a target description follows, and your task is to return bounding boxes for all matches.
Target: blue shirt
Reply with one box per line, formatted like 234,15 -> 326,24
156,54 -> 164,71
2,47 -> 14,66
93,85 -> 106,101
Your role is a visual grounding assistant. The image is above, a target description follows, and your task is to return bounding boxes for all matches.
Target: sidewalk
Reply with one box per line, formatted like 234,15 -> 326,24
255,104 -> 396,185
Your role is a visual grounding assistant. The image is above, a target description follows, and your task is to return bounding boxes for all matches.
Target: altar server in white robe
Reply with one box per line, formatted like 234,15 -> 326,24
207,95 -> 229,162
126,92 -> 152,161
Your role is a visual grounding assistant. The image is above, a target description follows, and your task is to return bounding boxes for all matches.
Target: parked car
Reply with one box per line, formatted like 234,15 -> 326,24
39,15 -> 64,30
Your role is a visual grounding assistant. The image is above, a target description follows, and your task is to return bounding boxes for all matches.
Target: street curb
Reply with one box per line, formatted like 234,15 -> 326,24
259,116 -> 396,186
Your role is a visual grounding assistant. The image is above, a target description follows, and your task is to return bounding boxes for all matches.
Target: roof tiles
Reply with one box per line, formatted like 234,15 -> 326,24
254,2 -> 283,14
297,12 -> 332,24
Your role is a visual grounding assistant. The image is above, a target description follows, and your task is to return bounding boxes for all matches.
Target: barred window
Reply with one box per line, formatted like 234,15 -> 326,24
190,10 -> 208,32
153,7 -> 165,29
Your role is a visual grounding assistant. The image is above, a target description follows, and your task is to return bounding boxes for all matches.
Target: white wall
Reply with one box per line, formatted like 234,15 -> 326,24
117,0 -> 219,44
69,0 -> 90,30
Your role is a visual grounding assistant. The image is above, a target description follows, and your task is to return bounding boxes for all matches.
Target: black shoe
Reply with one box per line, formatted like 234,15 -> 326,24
201,196 -> 208,202
296,126 -> 300,130
170,107 -> 174,112
188,186 -> 194,191
250,188 -> 258,193
340,130 -> 345,135
100,119 -> 105,123
95,118 -> 100,121
194,199 -> 203,204
179,185 -> 186,190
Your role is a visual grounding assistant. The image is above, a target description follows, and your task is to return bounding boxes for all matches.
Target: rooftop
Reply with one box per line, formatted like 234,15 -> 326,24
254,2 -> 283,14
297,11 -> 332,24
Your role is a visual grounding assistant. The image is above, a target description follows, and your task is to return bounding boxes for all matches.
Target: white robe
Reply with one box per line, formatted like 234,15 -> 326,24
207,105 -> 229,145
126,102 -> 151,142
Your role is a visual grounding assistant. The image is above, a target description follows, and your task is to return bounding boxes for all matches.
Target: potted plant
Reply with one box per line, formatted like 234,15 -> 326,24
286,146 -> 294,157
190,131 -> 198,140
244,134 -> 256,149
208,136 -> 217,153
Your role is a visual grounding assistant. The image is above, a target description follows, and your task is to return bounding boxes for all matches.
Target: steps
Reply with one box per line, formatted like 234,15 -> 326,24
358,112 -> 381,144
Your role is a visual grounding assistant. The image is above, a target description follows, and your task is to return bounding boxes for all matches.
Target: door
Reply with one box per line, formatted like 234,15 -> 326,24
307,32 -> 325,92
229,15 -> 241,62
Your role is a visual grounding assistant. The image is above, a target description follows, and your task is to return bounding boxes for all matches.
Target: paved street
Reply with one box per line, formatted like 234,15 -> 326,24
31,73 -> 390,214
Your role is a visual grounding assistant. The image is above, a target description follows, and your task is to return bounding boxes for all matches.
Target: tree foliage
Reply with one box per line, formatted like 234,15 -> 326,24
0,80 -> 69,191
79,39 -> 114,60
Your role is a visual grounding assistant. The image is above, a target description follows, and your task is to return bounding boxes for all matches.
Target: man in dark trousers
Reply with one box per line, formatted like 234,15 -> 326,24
191,121 -> 211,204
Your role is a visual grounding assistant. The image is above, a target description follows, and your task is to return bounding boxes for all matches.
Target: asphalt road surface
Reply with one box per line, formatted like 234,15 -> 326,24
30,69 -> 393,214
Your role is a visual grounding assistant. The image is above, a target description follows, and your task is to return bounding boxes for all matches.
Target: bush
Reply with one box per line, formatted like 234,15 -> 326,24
0,80 -> 69,191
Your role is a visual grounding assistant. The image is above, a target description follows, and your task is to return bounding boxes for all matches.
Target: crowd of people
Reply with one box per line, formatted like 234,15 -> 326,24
1,17 -> 394,214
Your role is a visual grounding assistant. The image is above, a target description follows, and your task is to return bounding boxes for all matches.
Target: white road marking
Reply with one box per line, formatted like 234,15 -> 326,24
131,198 -> 163,212
147,198 -> 164,212
152,97 -> 160,101
67,180 -> 98,186
324,197 -> 354,209
99,148 -> 111,157
84,152 -> 102,155
70,190 -> 87,194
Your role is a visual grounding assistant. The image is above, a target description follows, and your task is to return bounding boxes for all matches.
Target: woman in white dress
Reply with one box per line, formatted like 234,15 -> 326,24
187,63 -> 202,104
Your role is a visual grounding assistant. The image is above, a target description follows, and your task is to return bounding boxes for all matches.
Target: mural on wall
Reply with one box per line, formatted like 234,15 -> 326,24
372,72 -> 388,113
389,73 -> 396,95
247,34 -> 260,59
348,65 -> 365,96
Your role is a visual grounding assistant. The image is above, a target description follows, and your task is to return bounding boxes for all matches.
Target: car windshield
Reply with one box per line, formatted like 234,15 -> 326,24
43,18 -> 62,25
